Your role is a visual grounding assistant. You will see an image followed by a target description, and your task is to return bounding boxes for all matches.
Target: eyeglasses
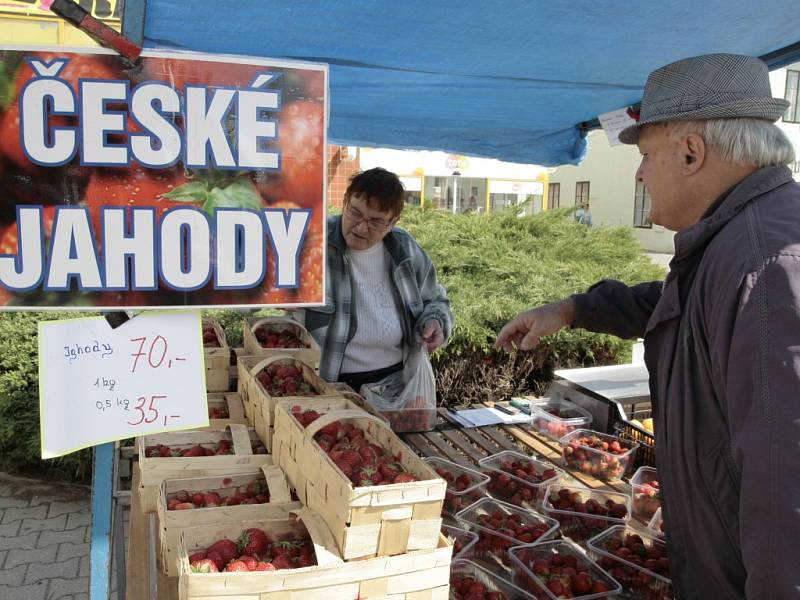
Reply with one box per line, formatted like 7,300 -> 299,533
344,203 -> 394,231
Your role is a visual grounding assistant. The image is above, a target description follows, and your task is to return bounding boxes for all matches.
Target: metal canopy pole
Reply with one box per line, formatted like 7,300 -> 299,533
89,443 -> 114,600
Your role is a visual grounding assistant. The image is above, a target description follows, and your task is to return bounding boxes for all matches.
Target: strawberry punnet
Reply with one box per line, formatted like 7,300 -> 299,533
291,406 -> 420,487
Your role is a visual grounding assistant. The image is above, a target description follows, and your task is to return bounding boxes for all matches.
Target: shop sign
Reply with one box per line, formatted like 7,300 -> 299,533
0,47 -> 327,308
445,154 -> 469,170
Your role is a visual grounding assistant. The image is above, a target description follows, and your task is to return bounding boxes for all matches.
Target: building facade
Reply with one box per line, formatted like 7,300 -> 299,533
548,62 -> 800,254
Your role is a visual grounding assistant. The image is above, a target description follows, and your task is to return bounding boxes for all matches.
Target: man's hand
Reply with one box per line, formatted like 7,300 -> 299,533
420,319 -> 445,352
495,299 -> 575,352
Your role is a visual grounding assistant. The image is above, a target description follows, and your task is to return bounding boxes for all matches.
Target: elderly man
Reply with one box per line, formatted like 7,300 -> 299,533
496,54 -> 799,599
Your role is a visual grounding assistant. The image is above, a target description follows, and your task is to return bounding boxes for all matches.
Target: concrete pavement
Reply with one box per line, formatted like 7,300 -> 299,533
0,471 -> 119,600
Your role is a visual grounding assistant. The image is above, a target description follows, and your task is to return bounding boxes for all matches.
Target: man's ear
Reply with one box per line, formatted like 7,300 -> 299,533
682,132 -> 706,176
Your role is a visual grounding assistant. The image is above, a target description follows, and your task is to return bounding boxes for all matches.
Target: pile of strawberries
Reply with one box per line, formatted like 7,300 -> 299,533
208,405 -> 230,419
633,479 -> 660,520
515,548 -> 613,597
189,527 -> 316,573
432,465 -> 485,515
562,434 -> 632,480
203,326 -> 221,348
167,479 -> 269,510
257,361 -> 318,397
593,532 -> 671,598
450,574 -> 508,600
292,407 -> 419,487
471,508 -> 554,561
254,326 -> 310,349
144,438 -> 267,458
381,396 -> 436,433
544,487 -> 627,542
532,406 -> 584,440
484,457 -> 559,508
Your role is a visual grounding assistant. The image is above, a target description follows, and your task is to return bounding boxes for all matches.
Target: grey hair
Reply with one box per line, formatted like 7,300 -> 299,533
668,118 -> 796,168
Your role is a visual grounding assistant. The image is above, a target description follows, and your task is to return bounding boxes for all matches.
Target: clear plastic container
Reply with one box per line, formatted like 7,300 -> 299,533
560,429 -> 639,481
542,484 -> 630,544
424,457 -> 490,516
587,525 -> 673,599
647,507 -> 664,539
478,450 -> 561,509
450,558 -> 537,599
508,540 -> 622,600
441,523 -> 479,559
530,398 -> 594,442
455,497 -> 559,568
630,466 -> 660,522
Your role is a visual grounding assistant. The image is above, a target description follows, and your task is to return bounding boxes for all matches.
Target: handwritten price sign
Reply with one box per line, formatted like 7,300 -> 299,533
38,311 -> 208,458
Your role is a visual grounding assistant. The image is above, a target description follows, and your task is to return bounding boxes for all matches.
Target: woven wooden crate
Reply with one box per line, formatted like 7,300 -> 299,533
177,508 -> 451,600
243,316 -> 321,369
158,464 -> 302,576
272,402 -> 446,560
237,355 -> 340,451
204,392 -> 248,429
271,397 -> 388,505
204,320 -> 232,392
137,424 -> 270,488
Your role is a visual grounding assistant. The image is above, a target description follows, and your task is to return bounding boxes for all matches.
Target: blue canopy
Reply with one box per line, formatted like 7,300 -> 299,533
139,1 -> 800,166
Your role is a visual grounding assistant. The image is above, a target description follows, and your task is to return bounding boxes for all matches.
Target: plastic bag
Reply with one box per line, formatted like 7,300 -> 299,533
360,346 -> 437,433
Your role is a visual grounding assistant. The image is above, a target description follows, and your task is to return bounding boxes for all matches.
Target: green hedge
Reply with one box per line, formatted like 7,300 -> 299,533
0,207 -> 664,482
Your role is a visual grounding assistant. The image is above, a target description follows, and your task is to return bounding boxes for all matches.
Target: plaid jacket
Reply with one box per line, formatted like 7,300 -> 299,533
304,215 -> 453,382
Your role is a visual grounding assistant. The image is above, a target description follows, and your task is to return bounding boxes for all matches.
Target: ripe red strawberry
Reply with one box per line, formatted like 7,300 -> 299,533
188,551 -> 207,562
190,558 -> 219,573
340,450 -> 362,468
333,458 -> 353,479
238,555 -> 258,571
174,502 -> 196,510
207,539 -> 239,564
191,492 -> 205,506
271,555 -> 294,570
223,560 -> 249,572
205,550 -> 225,571
393,473 -> 418,484
238,528 -> 270,556
255,561 -> 276,571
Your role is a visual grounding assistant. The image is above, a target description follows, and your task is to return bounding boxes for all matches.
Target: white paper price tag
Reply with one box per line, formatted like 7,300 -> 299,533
38,310 -> 209,458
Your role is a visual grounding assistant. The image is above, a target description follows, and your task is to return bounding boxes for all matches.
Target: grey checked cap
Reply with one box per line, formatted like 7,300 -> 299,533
619,53 -> 790,144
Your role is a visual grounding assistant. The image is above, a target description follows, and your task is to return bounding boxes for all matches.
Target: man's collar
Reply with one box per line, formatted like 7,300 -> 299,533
673,165 -> 794,260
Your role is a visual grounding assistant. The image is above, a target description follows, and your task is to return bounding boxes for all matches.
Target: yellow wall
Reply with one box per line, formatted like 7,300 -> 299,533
0,1 -> 120,47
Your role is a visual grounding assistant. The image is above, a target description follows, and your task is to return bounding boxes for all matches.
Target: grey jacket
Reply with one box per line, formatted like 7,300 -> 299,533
572,166 -> 800,599
305,215 -> 453,382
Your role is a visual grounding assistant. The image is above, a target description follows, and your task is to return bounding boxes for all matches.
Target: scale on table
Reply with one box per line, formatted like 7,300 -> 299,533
547,362 -> 652,433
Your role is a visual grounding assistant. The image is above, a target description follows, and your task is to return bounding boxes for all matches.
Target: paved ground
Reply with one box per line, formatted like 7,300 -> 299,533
0,472 -> 124,600
645,252 -> 673,270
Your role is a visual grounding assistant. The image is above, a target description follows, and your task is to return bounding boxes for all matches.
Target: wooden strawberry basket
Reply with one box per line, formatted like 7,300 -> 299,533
237,355 -> 340,451
205,392 -> 248,429
272,401 -> 446,560
158,465 -> 302,576
243,316 -> 321,370
137,424 -> 270,488
177,508 -> 452,600
203,319 -> 232,392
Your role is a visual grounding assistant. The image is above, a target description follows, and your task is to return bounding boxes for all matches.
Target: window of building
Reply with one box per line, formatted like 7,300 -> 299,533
633,180 -> 652,228
548,182 -> 560,209
575,181 -> 590,206
784,70 -> 800,123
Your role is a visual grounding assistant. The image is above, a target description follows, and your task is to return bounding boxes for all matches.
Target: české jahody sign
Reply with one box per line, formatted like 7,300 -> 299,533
0,47 -> 327,308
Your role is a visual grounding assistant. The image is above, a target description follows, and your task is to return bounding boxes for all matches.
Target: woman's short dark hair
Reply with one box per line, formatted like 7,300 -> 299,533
345,167 -> 405,216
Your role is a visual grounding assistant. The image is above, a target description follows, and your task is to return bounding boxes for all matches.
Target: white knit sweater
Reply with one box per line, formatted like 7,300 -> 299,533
340,243 -> 403,373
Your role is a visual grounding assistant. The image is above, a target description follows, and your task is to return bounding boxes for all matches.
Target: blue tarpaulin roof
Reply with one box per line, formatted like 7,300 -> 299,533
140,1 -> 800,166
